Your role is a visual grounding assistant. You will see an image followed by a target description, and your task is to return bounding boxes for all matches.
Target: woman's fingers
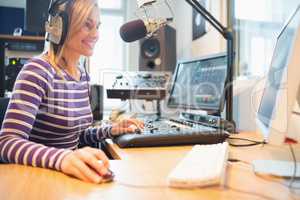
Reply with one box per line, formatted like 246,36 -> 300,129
61,148 -> 112,183
77,148 -> 110,176
121,118 -> 144,129
111,118 -> 145,135
111,125 -> 140,135
69,165 -> 91,183
121,127 -> 137,133
72,155 -> 102,183
85,147 -> 110,168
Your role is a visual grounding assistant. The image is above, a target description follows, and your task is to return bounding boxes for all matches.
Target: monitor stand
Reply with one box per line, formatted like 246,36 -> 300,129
252,159 -> 300,177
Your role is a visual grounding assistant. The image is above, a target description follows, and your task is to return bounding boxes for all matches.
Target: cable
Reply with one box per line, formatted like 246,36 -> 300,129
164,0 -> 174,18
83,63 -> 90,98
223,185 -> 279,200
114,177 -> 282,200
229,156 -> 300,191
254,172 -> 300,191
228,137 -> 267,147
228,158 -> 251,165
115,179 -> 167,189
288,144 -> 298,189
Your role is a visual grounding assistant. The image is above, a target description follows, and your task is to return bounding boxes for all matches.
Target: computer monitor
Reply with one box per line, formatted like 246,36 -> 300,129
256,5 -> 300,145
167,53 -> 227,114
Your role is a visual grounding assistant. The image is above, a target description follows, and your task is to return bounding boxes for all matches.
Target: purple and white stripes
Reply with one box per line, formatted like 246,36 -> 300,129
0,57 -> 112,170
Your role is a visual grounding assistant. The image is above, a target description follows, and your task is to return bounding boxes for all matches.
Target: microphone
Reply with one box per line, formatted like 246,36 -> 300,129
119,18 -> 170,43
137,0 -> 157,8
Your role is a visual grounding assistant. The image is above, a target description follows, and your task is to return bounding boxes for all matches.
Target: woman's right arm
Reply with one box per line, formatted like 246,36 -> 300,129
0,62 -> 71,170
0,61 -> 111,183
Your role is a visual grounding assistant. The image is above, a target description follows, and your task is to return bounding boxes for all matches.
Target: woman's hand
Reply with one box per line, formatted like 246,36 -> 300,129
111,118 -> 144,136
61,147 -> 110,183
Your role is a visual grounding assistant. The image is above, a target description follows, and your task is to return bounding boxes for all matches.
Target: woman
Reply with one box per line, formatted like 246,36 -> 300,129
0,0 -> 143,183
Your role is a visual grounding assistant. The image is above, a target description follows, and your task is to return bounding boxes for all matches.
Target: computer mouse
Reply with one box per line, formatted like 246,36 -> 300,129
134,128 -> 142,134
97,160 -> 115,183
101,169 -> 115,183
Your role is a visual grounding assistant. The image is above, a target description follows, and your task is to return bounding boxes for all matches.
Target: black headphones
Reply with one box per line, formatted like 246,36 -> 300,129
45,0 -> 73,45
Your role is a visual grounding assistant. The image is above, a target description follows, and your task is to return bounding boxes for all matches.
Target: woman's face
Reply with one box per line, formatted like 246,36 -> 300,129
65,7 -> 100,57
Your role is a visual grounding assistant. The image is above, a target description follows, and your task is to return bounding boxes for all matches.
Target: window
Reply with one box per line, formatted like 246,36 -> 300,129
89,1 -> 127,112
232,0 -> 300,77
99,0 -> 123,9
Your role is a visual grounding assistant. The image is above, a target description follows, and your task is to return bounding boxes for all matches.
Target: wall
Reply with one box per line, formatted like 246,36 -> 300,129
173,0 -> 192,59
233,77 -> 261,132
191,0 -> 227,57
172,0 -> 227,60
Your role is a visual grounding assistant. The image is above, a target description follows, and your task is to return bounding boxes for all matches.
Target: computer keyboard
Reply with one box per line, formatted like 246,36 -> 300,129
113,118 -> 229,148
167,142 -> 229,188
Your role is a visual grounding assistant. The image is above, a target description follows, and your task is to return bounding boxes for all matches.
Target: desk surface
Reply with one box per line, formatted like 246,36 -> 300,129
0,132 -> 299,200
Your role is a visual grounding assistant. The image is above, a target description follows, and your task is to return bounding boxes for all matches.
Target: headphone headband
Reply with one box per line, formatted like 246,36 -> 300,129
48,0 -> 71,15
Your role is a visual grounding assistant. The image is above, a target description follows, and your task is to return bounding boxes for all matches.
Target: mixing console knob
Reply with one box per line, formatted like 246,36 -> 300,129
150,127 -> 158,133
208,119 -> 216,125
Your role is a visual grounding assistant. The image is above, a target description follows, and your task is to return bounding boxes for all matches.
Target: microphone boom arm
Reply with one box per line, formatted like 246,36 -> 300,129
185,0 -> 234,126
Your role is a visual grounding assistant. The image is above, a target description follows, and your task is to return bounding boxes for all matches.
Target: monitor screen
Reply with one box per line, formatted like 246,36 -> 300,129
258,6 -> 300,128
167,54 -> 227,112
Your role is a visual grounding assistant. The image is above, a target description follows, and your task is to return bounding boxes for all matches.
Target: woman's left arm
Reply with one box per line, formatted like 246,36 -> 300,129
79,124 -> 112,146
79,119 -> 144,146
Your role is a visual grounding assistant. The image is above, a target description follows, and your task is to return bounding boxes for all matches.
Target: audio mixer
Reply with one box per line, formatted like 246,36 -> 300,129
106,71 -> 171,100
113,115 -> 229,148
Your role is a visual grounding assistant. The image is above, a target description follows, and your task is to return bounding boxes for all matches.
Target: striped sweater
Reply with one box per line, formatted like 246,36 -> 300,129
0,57 -> 112,170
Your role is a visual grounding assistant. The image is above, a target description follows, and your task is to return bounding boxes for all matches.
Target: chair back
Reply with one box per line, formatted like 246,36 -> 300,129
0,98 -> 9,128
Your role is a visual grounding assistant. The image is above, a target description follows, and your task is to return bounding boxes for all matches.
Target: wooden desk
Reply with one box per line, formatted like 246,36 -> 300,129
0,132 -> 300,200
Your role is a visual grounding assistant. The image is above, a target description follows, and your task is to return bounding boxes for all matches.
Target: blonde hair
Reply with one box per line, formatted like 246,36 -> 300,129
44,0 -> 99,76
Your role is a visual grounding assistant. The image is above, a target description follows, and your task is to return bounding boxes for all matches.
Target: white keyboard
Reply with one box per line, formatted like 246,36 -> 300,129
167,142 -> 229,188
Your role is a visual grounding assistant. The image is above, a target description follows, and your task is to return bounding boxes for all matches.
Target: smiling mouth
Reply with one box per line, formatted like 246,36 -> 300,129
83,41 -> 96,49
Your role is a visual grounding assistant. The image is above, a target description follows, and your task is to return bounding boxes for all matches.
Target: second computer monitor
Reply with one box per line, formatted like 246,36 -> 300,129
256,5 -> 300,145
167,53 -> 227,113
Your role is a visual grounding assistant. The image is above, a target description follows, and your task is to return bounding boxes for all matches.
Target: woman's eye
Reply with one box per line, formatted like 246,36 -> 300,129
85,22 -> 93,30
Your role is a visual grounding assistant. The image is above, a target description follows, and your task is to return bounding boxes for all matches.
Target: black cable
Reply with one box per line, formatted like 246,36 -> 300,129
288,144 -> 298,189
83,63 -> 90,98
228,137 -> 267,147
228,158 -> 251,165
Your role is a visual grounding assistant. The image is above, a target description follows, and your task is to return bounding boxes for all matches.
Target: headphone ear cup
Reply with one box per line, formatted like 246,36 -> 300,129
45,11 -> 69,45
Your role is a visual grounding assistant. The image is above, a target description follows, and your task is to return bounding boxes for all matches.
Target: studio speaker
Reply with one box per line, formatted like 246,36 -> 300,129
90,84 -> 103,121
139,25 -> 176,72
